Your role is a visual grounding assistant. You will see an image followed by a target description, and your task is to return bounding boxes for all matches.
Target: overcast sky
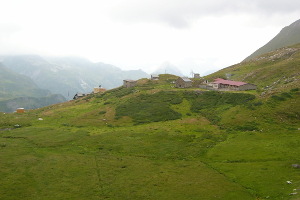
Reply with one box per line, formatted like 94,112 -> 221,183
0,0 -> 299,75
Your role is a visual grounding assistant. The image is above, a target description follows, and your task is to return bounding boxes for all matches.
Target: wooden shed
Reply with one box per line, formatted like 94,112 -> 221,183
175,77 -> 192,88
16,108 -> 25,113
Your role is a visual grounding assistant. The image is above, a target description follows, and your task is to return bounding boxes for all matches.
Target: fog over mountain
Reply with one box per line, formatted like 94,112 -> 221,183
152,62 -> 184,76
0,62 -> 66,112
1,55 -> 149,100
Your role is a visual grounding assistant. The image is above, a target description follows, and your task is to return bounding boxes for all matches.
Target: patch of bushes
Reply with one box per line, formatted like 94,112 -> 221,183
247,101 -> 263,110
186,91 -> 255,112
290,88 -> 299,92
235,122 -> 259,131
99,110 -> 106,115
185,91 -> 256,124
271,89 -> 299,103
271,91 -> 294,101
115,91 -> 183,123
271,95 -> 286,101
253,101 -> 263,106
199,110 -> 221,125
102,87 -> 135,99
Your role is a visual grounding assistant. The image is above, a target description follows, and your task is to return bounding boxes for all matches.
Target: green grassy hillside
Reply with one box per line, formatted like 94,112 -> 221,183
1,21 -> 299,199
206,43 -> 300,97
0,71 -> 299,199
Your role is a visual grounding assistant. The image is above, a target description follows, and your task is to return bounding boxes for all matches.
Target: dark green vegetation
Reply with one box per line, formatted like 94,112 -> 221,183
245,19 -> 300,61
116,91 -> 183,123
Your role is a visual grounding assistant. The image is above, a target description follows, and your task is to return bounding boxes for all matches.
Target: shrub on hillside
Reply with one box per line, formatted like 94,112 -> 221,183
103,87 -> 135,99
115,91 -> 183,123
184,91 -> 256,124
235,122 -> 259,131
186,91 -> 255,112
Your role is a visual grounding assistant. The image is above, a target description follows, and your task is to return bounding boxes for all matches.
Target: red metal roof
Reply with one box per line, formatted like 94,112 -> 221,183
213,78 -> 247,86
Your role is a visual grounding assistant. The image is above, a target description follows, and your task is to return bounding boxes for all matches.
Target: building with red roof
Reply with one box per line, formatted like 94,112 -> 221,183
211,78 -> 257,91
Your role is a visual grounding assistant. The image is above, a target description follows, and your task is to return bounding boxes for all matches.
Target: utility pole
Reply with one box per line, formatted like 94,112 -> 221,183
190,70 -> 194,78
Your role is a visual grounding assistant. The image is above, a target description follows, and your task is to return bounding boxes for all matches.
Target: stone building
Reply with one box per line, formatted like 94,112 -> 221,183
175,77 -> 192,88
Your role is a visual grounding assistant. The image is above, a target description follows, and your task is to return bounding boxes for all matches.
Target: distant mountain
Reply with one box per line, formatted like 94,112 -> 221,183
0,62 -> 66,112
244,19 -> 300,61
152,62 -> 184,76
0,94 -> 66,113
0,63 -> 51,100
1,55 -> 149,99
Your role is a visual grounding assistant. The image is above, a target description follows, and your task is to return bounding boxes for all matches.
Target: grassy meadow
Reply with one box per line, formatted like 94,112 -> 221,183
1,73 -> 300,199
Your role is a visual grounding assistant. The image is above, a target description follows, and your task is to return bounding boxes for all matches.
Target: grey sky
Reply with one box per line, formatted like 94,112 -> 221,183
112,0 -> 300,27
0,0 -> 299,75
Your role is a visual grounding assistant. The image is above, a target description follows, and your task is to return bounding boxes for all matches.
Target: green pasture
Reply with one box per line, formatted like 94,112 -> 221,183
1,83 -> 299,199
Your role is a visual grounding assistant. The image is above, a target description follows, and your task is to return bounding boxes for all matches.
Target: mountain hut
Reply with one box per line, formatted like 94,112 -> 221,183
211,78 -> 257,91
16,108 -> 25,113
175,77 -> 192,88
123,80 -> 137,88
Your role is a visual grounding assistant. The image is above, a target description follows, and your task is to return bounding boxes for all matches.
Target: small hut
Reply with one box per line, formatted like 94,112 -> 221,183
73,93 -> 88,100
16,108 -> 25,113
175,77 -> 192,88
123,80 -> 137,88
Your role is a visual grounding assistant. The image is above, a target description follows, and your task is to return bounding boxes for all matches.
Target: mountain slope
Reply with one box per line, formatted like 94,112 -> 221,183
0,62 -> 66,112
206,43 -> 300,96
0,62 -> 51,100
1,55 -> 149,99
244,19 -> 300,61
0,94 -> 66,113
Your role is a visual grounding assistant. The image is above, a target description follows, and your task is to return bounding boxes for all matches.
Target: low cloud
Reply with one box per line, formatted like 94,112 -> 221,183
0,24 -> 20,38
111,0 -> 300,29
